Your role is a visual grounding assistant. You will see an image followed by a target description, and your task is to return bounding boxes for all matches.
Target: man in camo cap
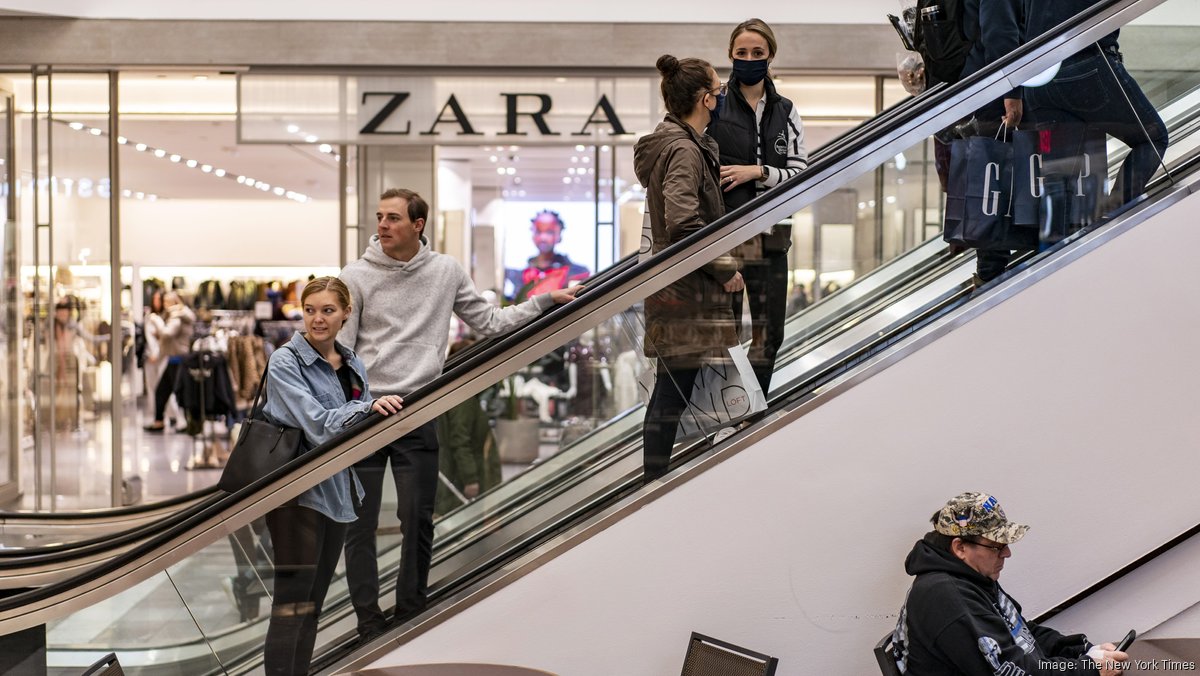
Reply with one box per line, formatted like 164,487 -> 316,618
889,492 -> 1128,675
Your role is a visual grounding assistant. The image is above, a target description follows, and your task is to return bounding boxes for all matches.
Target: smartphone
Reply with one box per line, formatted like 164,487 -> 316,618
1116,629 -> 1137,652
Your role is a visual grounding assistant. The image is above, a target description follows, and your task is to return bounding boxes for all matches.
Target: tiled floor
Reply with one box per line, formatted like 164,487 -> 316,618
17,397 -> 226,512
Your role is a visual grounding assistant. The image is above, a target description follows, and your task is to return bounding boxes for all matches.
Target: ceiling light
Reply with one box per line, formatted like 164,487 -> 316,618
201,164 -> 212,173
88,128 -> 102,136
575,145 -> 585,152
169,154 -> 181,163
122,189 -> 132,197
186,159 -> 198,168
273,187 -> 286,196
236,176 -> 246,184
304,135 -> 318,143
318,144 -> 332,154
489,156 -> 498,163
194,75 -> 208,81
286,124 -> 300,134
154,149 -> 166,158
562,177 -> 571,184
496,168 -> 505,175
214,169 -> 226,177
117,136 -> 127,144
505,167 -> 516,175
582,156 -> 590,163
135,143 -> 147,152
135,192 -> 145,200
68,122 -> 84,131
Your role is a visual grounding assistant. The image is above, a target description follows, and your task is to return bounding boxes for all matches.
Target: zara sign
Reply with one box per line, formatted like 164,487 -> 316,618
237,74 -> 658,146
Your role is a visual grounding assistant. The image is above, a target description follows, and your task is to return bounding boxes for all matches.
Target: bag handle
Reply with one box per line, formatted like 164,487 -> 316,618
248,344 -> 298,420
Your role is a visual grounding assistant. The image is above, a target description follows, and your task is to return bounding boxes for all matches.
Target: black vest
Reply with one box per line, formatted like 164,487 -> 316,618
708,77 -> 795,252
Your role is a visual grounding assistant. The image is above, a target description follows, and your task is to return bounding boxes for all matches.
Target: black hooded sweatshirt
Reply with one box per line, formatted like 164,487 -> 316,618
896,534 -> 1099,675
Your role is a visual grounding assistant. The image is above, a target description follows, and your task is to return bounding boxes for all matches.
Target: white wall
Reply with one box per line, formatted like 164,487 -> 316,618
121,198 -> 338,267
364,188 -> 1200,676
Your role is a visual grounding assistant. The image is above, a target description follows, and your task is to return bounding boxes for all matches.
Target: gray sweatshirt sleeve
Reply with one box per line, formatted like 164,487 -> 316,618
452,265 -> 553,337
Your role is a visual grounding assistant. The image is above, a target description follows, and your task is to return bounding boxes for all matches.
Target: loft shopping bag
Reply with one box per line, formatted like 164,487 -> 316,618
636,344 -> 767,441
217,346 -> 304,493
676,343 -> 767,440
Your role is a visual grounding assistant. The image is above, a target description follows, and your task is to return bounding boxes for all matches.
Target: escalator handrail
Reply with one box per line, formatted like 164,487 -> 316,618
0,0 -> 1160,630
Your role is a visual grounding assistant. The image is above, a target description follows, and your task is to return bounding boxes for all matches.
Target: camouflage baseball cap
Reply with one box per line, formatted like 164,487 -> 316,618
934,492 -> 1030,544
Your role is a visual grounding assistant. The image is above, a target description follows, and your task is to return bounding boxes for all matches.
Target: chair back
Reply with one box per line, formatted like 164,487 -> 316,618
81,652 -> 124,676
680,632 -> 778,676
874,632 -> 904,676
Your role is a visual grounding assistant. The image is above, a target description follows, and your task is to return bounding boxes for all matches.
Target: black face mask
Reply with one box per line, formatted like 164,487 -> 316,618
732,58 -> 770,86
708,91 -> 725,125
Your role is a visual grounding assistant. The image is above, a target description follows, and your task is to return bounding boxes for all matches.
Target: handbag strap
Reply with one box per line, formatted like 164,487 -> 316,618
249,344 -> 298,420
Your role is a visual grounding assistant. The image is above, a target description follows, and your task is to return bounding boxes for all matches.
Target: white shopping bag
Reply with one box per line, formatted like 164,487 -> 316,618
677,344 -> 766,439
638,344 -> 767,441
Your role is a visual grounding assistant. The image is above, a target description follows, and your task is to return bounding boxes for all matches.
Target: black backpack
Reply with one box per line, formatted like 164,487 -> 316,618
913,0 -> 972,86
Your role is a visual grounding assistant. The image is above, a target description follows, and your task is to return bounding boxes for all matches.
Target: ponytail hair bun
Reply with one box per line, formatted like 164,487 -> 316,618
656,54 -> 680,77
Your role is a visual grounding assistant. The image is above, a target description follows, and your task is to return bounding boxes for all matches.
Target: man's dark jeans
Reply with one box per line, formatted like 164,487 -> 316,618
343,421 -> 439,636
1026,45 -> 1168,209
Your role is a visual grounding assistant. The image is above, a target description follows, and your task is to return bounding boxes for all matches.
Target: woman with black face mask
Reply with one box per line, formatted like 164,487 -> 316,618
708,18 -> 808,397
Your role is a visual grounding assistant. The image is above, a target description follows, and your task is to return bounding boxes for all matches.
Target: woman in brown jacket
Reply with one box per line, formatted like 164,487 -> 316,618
633,54 -> 744,482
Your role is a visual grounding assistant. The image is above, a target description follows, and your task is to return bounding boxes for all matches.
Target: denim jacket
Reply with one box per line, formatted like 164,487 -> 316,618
262,331 -> 370,523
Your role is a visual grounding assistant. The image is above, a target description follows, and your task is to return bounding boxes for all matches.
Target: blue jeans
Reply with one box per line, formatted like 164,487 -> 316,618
1025,45 -> 1169,208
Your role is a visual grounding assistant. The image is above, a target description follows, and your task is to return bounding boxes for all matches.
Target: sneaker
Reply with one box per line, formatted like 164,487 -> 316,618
143,423 -> 165,433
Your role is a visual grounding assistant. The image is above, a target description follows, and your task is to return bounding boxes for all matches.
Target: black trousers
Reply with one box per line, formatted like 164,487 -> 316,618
153,361 -> 181,422
731,250 -> 789,394
264,504 -> 347,676
642,358 -> 701,481
343,420 -> 439,636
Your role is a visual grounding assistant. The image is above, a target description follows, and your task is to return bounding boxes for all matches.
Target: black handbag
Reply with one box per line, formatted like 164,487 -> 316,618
218,346 -> 305,493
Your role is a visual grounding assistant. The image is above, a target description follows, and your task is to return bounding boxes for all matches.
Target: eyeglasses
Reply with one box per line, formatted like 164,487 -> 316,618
706,83 -> 728,97
962,539 -> 1009,554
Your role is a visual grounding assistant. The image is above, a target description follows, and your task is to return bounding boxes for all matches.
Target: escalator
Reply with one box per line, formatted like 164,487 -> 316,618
0,0 -> 1194,673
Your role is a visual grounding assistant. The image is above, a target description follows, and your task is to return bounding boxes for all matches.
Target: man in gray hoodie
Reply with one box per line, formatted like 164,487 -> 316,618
339,188 -> 578,637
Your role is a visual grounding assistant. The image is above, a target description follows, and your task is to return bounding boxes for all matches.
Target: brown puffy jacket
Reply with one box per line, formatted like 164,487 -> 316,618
633,115 -> 739,366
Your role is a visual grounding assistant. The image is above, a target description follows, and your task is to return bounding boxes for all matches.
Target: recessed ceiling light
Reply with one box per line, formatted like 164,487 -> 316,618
169,154 -> 181,163
286,124 -> 300,134
186,159 -> 198,168
154,149 -> 166,158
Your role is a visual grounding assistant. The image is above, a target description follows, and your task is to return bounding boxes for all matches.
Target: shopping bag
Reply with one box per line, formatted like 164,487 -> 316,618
677,344 -> 767,439
961,128 -> 1014,249
638,212 -> 654,263
942,136 -> 969,246
1010,128 -> 1044,227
